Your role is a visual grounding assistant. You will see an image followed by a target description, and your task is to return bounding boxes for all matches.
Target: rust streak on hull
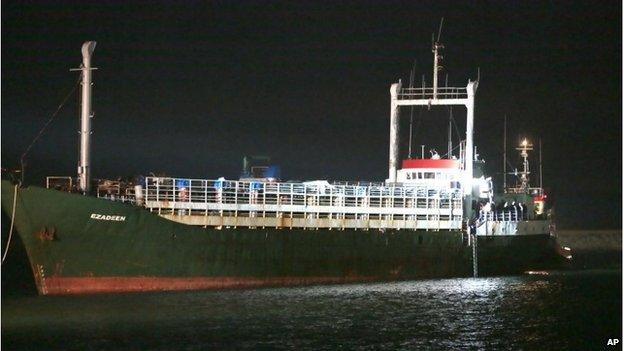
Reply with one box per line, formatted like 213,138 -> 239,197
43,276 -> 381,295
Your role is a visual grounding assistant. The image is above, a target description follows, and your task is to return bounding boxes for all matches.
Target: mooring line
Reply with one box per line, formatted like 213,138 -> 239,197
2,184 -> 19,264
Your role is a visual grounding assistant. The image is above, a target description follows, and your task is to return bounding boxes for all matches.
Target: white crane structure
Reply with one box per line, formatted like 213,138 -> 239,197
387,37 -> 478,198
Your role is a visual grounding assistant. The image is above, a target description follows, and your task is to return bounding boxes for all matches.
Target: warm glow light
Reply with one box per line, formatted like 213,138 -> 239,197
525,270 -> 549,275
521,139 -> 528,147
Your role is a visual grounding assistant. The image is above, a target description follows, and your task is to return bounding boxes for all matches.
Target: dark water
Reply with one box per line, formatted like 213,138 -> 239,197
2,270 -> 621,350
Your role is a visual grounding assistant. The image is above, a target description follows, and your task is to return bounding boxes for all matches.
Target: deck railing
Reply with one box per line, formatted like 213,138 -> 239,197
505,187 -> 544,196
143,177 -> 464,230
45,176 -> 74,192
397,87 -> 468,100
478,209 -> 523,224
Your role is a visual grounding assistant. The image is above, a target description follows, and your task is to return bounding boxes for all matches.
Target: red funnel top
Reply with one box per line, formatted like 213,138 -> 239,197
402,159 -> 460,169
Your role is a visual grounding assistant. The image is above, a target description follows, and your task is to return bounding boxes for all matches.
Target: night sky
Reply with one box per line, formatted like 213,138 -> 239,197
1,1 -> 621,229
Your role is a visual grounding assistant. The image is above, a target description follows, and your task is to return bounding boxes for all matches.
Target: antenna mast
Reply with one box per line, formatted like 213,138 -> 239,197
408,60 -> 417,158
516,138 -> 533,192
503,115 -> 507,190
539,138 -> 543,189
446,74 -> 452,158
432,17 -> 444,100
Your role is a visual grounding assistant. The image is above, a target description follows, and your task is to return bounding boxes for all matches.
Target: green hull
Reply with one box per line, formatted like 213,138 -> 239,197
0,181 -> 565,295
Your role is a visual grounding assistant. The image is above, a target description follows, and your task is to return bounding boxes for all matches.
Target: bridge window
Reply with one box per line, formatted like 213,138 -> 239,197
424,172 -> 435,179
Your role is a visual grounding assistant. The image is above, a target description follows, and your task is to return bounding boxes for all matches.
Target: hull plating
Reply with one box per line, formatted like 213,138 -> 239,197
1,181 -> 565,295
40,276 -> 385,295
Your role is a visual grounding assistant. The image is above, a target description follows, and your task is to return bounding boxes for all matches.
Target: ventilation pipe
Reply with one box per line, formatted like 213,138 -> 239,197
77,41 -> 96,194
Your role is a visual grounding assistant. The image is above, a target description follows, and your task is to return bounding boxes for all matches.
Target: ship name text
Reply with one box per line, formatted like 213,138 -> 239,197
90,213 -> 126,221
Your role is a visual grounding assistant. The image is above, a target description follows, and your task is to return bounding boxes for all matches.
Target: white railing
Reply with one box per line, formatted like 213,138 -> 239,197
97,191 -> 137,204
475,208 -> 532,236
478,210 -> 522,224
505,187 -> 544,196
397,87 -> 468,100
143,177 -> 464,230
476,210 -> 550,236
46,176 -> 74,191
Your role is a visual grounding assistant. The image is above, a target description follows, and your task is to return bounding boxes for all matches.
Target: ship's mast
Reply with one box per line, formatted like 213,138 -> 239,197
503,115 -> 507,190
432,18 -> 444,100
539,138 -> 543,189
446,74 -> 452,158
407,61 -> 417,159
76,41 -> 97,194
516,138 -> 533,192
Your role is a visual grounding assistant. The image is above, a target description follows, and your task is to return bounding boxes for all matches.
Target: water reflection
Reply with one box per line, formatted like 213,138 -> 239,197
2,270 -> 621,350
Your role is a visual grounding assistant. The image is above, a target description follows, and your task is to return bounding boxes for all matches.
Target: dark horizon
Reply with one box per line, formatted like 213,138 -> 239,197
2,1 -> 621,229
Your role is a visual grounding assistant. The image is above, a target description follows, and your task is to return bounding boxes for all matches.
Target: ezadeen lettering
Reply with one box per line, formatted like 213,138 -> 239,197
90,213 -> 126,221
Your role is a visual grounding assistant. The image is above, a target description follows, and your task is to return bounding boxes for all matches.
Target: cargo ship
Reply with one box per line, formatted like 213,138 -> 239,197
1,36 -> 570,295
